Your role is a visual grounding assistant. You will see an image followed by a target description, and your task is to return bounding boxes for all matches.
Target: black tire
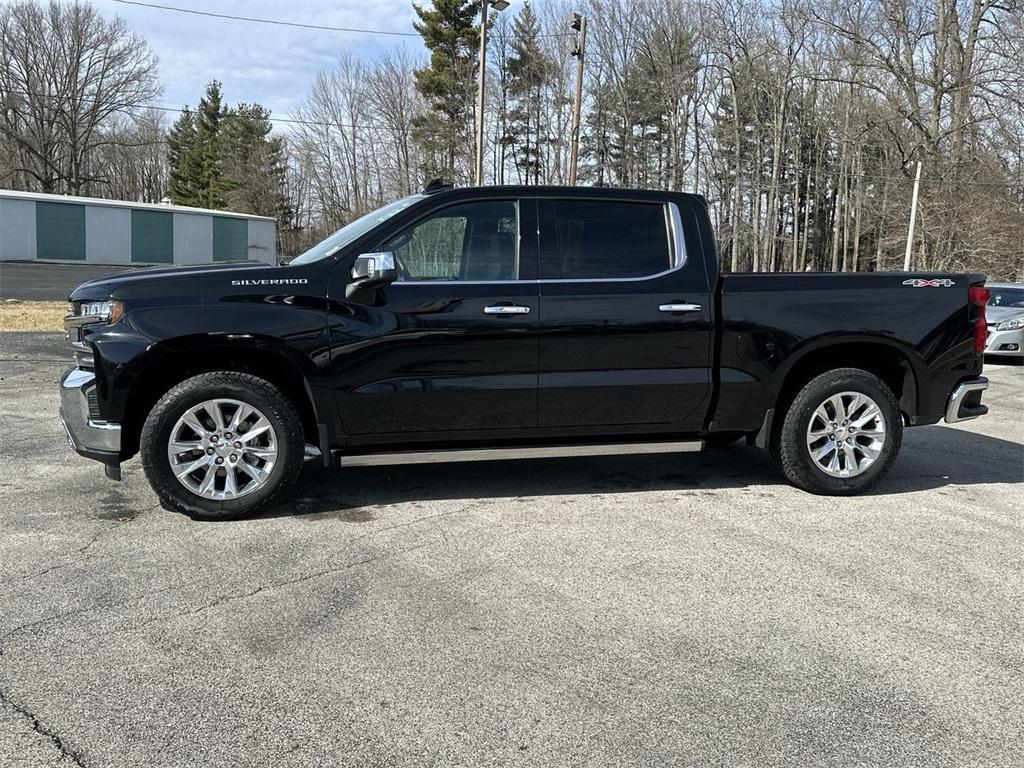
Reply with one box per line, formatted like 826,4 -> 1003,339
771,368 -> 903,496
703,431 -> 746,448
140,372 -> 304,520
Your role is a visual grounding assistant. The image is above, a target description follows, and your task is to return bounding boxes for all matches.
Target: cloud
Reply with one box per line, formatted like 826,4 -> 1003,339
93,0 -> 424,125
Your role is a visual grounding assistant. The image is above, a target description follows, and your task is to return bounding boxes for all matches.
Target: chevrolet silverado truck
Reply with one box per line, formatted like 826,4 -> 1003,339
60,185 -> 991,519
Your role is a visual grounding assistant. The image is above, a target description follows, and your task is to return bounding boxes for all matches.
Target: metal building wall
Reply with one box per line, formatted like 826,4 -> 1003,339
0,192 -> 276,265
247,219 -> 276,263
0,197 -> 36,260
172,213 -> 214,265
85,206 -> 132,263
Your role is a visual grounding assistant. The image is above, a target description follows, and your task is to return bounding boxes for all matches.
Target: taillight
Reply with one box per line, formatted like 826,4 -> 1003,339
969,284 -> 989,354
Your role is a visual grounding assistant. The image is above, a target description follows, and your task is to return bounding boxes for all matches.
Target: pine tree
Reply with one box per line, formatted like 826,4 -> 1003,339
193,81 -> 226,209
221,103 -> 290,221
166,82 -> 288,219
167,106 -> 197,205
411,0 -> 480,182
165,82 -> 226,208
507,2 -> 550,184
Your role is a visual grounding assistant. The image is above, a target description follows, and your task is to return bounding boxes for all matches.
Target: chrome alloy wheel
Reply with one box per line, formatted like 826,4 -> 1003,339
167,398 -> 278,500
806,391 -> 886,478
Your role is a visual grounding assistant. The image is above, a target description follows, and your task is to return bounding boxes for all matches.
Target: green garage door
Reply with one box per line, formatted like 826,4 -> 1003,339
36,202 -> 86,260
213,216 -> 248,262
131,209 -> 173,263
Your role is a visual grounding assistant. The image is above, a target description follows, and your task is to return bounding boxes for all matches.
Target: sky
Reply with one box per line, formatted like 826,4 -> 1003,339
89,0 -> 427,127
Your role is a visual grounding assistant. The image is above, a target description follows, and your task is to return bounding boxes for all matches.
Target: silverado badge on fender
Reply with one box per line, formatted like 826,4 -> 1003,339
231,278 -> 309,286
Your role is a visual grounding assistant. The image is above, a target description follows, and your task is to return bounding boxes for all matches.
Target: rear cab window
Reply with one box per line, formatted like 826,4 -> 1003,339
538,199 -> 678,280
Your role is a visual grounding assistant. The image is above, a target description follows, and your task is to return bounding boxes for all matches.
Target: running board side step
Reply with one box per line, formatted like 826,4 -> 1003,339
334,440 -> 704,468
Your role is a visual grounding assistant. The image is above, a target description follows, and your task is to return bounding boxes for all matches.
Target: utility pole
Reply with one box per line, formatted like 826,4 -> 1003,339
474,0 -> 509,187
903,159 -> 922,271
568,12 -> 587,186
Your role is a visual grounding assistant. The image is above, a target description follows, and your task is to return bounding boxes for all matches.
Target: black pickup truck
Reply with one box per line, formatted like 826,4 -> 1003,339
61,185 -> 991,519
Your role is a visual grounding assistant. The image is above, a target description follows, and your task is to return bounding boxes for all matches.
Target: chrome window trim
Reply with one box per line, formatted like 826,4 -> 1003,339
398,201 -> 687,287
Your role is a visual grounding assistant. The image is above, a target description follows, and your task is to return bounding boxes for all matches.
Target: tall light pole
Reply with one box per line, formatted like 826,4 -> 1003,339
904,158 -> 923,271
475,0 -> 509,187
568,12 -> 587,186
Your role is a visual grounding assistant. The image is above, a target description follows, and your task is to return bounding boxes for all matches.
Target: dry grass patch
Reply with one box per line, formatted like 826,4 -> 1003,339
0,300 -> 67,332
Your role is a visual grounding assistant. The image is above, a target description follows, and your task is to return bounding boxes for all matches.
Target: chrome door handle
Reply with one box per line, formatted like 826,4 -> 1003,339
484,305 -> 531,315
658,303 -> 702,313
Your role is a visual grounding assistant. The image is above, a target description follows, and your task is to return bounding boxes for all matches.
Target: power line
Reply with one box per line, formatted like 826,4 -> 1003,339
109,0 -> 574,40
109,0 -> 420,37
0,86 -> 462,135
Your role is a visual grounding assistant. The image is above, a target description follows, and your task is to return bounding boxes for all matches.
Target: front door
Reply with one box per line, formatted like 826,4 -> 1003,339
329,197 -> 539,440
536,196 -> 713,433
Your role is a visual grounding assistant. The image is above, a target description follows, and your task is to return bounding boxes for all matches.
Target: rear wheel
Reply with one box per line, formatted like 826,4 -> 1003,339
140,372 -> 304,520
772,368 -> 903,495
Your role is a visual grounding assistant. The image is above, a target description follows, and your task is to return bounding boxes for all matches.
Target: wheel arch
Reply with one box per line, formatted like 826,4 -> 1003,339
771,336 -> 922,428
119,335 -> 321,459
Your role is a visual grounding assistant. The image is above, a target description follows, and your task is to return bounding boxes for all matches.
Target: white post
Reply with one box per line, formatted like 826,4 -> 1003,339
568,14 -> 587,186
474,1 -> 489,187
903,159 -> 922,271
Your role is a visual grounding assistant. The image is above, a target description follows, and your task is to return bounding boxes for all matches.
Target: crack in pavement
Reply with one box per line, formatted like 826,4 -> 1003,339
0,688 -> 88,767
102,538 -> 436,638
94,499 -> 501,638
8,503 -> 158,584
0,499 -> 495,653
0,579 -> 183,652
14,531 -> 108,583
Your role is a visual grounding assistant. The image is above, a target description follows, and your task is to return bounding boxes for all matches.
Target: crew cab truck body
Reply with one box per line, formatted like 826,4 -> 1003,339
61,185 -> 991,519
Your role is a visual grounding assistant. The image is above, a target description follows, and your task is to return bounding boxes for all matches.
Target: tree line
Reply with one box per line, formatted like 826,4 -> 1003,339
1,0 -> 1022,279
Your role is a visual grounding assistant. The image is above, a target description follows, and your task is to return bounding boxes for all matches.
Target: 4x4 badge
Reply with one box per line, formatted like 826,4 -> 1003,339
902,278 -> 956,287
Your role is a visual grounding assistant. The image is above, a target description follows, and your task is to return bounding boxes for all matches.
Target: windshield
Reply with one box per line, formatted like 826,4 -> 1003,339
289,195 -> 425,265
988,287 -> 1024,309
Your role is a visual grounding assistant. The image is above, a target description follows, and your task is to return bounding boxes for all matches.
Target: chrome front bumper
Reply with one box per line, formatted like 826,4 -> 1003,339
944,377 -> 989,424
59,367 -> 121,463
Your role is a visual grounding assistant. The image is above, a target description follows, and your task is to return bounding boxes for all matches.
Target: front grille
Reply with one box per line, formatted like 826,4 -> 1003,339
64,310 -> 96,368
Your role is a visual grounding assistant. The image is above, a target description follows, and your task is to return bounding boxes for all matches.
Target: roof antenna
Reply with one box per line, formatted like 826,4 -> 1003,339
423,178 -> 454,195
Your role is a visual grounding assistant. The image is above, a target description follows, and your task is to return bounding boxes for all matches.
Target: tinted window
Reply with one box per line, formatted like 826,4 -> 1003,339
386,201 -> 519,281
290,195 -> 424,266
988,288 -> 1024,308
542,200 -> 670,279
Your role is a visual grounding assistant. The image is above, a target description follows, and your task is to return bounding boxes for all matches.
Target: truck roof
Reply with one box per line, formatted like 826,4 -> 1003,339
424,184 -> 707,205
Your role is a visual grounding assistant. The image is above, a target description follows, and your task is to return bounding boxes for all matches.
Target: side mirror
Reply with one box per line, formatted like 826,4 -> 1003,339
351,252 -> 398,285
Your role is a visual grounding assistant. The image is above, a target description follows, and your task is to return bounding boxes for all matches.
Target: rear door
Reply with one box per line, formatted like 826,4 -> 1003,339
536,196 -> 713,432
329,197 -> 540,438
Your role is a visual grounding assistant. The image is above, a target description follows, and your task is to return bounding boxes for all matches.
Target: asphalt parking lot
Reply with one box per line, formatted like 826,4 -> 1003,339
1,331 -> 1022,768
0,263 -> 136,301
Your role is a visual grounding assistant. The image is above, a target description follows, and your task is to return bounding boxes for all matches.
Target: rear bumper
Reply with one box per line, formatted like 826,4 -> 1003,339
944,376 -> 989,424
59,367 -> 121,466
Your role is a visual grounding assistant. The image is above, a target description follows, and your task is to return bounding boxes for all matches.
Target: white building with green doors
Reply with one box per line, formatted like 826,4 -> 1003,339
0,190 -> 276,266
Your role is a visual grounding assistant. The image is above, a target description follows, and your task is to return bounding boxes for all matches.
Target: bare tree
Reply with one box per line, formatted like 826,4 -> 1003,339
366,47 -> 424,197
89,108 -> 166,201
0,0 -> 159,194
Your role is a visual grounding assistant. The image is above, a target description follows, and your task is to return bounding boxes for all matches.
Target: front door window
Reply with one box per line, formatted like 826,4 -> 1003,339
386,200 -> 520,282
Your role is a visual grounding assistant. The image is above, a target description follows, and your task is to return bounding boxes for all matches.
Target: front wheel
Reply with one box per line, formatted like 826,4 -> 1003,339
772,368 -> 903,495
140,372 -> 305,520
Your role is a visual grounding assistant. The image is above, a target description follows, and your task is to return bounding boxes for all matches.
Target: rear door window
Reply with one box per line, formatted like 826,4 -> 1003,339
539,200 -> 671,280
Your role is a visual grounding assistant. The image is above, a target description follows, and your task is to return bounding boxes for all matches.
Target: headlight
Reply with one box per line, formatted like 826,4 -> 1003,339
996,319 -> 1024,332
77,300 -> 124,323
